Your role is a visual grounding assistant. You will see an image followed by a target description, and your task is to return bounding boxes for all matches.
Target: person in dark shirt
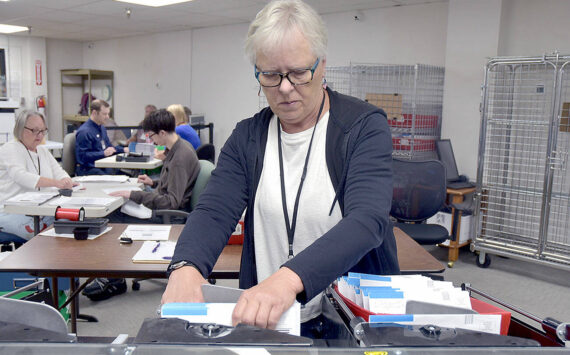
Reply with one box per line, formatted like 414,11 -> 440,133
75,100 -> 127,175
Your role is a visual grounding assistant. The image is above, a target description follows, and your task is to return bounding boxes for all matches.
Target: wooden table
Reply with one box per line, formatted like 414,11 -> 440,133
394,227 -> 444,274
0,224 -> 239,333
444,186 -> 476,266
95,155 -> 163,170
0,225 -> 441,333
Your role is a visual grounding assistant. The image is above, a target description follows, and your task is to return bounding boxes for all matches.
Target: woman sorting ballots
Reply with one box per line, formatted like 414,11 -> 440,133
0,110 -> 74,240
162,0 -> 399,337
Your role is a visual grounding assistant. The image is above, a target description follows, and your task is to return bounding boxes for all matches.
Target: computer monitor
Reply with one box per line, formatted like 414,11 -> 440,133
436,139 -> 460,181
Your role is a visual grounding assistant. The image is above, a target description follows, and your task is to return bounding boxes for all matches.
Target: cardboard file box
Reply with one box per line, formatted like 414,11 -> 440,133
427,211 -> 473,245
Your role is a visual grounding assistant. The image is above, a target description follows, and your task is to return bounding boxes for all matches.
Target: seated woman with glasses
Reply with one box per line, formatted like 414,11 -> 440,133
162,0 -> 399,337
0,110 -> 74,240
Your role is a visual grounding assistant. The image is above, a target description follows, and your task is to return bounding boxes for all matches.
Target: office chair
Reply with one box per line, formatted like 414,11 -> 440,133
132,159 -> 215,291
0,229 -> 26,252
195,143 -> 215,164
61,132 -> 77,176
390,158 -> 449,245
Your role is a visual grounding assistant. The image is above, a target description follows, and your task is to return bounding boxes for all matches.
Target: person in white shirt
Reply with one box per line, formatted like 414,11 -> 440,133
0,110 -> 74,240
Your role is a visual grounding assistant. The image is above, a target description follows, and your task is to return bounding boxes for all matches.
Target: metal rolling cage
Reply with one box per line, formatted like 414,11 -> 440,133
259,63 -> 445,160
474,54 -> 570,271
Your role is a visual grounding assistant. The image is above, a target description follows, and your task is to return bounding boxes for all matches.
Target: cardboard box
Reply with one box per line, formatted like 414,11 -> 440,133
365,93 -> 403,122
561,102 -> 570,133
426,211 -> 472,245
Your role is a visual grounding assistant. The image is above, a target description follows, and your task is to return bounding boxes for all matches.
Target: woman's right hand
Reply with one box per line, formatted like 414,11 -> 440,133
57,177 -> 74,189
161,265 -> 208,304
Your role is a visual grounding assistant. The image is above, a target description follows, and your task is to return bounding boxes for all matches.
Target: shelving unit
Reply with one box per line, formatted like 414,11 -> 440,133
60,69 -> 113,136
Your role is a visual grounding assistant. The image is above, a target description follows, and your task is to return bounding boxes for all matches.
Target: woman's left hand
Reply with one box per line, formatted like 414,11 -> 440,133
231,267 -> 303,330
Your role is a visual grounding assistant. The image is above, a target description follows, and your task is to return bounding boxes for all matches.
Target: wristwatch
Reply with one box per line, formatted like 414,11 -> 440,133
166,260 -> 197,277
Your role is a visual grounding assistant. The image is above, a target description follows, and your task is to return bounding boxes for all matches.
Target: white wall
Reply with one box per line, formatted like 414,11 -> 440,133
81,30 -> 193,127
441,0 -> 502,179
499,0 -> 570,56
46,39 -> 83,142
37,0 -> 570,171
190,23 -> 259,150
190,2 -> 449,152
0,35 -> 47,109
325,3 -> 448,67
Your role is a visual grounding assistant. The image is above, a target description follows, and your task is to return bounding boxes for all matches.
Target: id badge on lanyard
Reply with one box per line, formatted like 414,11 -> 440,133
101,139 -> 107,150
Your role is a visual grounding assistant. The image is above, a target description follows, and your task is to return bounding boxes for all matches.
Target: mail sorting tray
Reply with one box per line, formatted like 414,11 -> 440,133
328,284 -> 568,348
133,285 -> 566,349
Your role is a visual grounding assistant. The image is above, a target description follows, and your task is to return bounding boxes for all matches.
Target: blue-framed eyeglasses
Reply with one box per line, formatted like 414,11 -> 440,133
255,57 -> 320,88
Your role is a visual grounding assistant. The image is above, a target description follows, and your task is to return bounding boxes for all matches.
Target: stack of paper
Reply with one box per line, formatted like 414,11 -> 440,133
4,191 -> 59,206
74,175 -> 130,183
46,196 -> 119,207
337,272 -> 502,334
122,225 -> 171,240
161,284 -> 301,336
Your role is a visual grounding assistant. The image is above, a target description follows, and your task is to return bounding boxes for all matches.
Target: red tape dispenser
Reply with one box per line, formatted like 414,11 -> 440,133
55,207 -> 85,222
53,206 -> 108,240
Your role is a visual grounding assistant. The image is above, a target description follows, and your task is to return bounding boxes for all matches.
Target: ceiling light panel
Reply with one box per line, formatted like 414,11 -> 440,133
114,0 -> 192,7
0,24 -> 28,33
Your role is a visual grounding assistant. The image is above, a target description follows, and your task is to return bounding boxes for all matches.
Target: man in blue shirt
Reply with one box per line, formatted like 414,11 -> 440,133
75,100 -> 127,175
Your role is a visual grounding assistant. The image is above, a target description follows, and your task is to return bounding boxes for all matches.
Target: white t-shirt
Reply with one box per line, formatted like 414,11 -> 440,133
253,113 -> 342,322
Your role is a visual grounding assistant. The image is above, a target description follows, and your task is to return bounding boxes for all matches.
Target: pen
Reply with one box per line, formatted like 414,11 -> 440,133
152,242 -> 160,253
162,256 -> 172,260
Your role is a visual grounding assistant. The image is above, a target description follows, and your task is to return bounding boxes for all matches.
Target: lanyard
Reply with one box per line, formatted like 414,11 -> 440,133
277,91 -> 326,259
23,143 -> 41,190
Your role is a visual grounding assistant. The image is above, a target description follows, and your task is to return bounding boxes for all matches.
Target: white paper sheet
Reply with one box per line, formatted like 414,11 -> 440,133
39,226 -> 112,240
74,175 -> 130,183
121,225 -> 171,241
132,240 -> 176,263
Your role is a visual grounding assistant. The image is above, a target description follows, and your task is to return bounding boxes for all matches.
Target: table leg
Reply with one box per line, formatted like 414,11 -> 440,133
70,277 -> 77,333
447,195 -> 464,263
33,216 -> 40,236
51,277 -> 59,308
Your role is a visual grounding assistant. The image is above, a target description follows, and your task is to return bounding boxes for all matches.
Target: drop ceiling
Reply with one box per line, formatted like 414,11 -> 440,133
0,0 -> 446,42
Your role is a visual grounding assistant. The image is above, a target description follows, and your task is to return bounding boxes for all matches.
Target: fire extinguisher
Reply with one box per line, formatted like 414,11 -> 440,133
36,95 -> 46,116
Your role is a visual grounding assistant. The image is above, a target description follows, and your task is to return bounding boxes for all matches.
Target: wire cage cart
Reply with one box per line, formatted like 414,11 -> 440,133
473,54 -> 570,270
259,63 -> 445,160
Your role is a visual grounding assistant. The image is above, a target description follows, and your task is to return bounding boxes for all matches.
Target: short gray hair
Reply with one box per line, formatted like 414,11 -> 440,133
245,0 -> 327,65
14,110 -> 46,141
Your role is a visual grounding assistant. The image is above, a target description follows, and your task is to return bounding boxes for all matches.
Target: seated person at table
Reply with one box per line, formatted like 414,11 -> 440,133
127,104 -> 157,145
82,109 -> 200,302
108,109 -> 200,223
75,99 -> 127,176
161,0 -> 399,338
168,104 -> 201,150
0,110 -> 74,240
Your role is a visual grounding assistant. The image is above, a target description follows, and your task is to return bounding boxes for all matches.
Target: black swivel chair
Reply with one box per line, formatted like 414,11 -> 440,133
195,143 -> 215,164
390,158 -> 449,245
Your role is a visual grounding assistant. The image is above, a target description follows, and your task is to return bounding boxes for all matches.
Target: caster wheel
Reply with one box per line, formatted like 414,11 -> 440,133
476,253 -> 491,268
132,281 -> 140,291
447,261 -> 455,268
